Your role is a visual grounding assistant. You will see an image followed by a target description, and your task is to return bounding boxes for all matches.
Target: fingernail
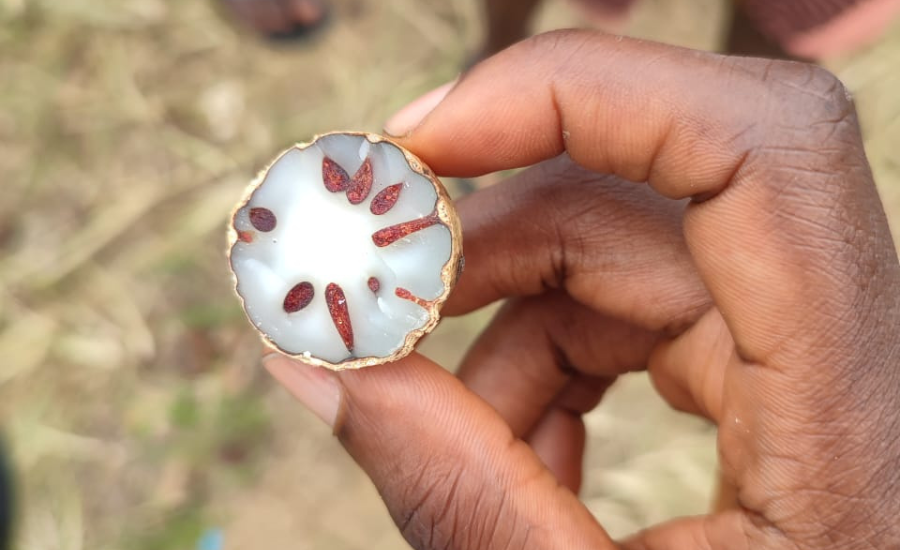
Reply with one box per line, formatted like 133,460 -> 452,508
384,80 -> 456,137
263,354 -> 341,428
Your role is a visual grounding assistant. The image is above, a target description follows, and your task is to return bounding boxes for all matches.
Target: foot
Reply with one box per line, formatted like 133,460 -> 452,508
568,0 -> 635,27
469,0 -> 636,69
222,0 -> 330,41
740,0 -> 900,60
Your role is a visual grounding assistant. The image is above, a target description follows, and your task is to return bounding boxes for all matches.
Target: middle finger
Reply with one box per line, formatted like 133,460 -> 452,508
458,292 -> 656,436
445,157 -> 710,334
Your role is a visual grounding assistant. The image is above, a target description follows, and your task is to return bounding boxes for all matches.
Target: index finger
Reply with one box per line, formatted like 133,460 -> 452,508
396,30 -> 899,370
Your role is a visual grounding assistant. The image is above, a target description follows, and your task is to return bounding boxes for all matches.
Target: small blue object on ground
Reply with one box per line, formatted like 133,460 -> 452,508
197,527 -> 224,550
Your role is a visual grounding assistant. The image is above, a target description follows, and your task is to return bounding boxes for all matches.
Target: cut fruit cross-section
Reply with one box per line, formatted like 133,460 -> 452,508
228,132 -> 463,370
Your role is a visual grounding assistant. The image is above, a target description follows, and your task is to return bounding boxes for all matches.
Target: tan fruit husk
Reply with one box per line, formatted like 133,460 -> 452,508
226,131 -> 463,371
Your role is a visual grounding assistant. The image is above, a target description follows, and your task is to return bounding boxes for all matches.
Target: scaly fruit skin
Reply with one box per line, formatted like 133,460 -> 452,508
227,132 -> 463,371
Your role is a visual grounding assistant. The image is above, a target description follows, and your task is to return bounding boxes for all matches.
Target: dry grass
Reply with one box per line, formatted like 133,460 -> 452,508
0,0 -> 897,548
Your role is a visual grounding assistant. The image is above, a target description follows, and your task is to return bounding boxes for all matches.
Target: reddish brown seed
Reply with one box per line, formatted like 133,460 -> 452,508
370,183 -> 403,215
346,158 -> 373,205
367,277 -> 380,293
249,207 -> 277,232
372,212 -> 440,247
325,283 -> 354,352
284,282 -> 315,313
395,287 -> 436,309
322,157 -> 350,192
237,230 -> 254,243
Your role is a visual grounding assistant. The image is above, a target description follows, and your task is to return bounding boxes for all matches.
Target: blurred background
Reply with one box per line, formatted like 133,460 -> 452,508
0,0 -> 898,548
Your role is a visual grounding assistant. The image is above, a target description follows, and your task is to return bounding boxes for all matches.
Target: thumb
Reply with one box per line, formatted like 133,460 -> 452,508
264,352 -> 617,550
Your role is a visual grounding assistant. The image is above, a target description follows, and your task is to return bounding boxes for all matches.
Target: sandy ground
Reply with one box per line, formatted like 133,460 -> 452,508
0,0 -> 897,548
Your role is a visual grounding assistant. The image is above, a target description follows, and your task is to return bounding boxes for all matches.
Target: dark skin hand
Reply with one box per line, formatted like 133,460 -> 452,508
265,30 -> 900,549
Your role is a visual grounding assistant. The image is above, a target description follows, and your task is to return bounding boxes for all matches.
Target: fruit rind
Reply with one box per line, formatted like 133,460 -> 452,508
227,132 -> 463,371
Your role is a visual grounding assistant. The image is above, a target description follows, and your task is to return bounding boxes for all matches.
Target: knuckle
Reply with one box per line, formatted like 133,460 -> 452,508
522,28 -> 589,54
760,61 -> 856,135
392,459 -> 502,550
802,65 -> 855,119
727,61 -> 879,335
519,29 -> 600,74
394,459 -> 460,549
726,59 -> 857,149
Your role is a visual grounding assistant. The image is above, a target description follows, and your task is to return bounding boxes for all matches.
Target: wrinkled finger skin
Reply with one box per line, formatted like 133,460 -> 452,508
391,30 -> 900,549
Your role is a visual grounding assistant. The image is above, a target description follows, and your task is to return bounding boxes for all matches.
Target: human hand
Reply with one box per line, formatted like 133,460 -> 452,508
265,30 -> 900,549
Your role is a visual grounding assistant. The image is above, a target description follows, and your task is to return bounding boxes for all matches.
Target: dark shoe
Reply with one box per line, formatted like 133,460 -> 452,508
0,437 -> 12,550
221,0 -> 332,42
740,0 -> 900,60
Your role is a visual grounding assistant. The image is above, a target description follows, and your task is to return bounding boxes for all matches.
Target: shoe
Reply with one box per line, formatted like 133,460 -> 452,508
0,437 -> 12,550
741,0 -> 900,60
220,0 -> 332,42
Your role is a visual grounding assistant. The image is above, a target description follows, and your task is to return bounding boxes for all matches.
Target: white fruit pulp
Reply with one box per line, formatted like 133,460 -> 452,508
230,134 -> 452,363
